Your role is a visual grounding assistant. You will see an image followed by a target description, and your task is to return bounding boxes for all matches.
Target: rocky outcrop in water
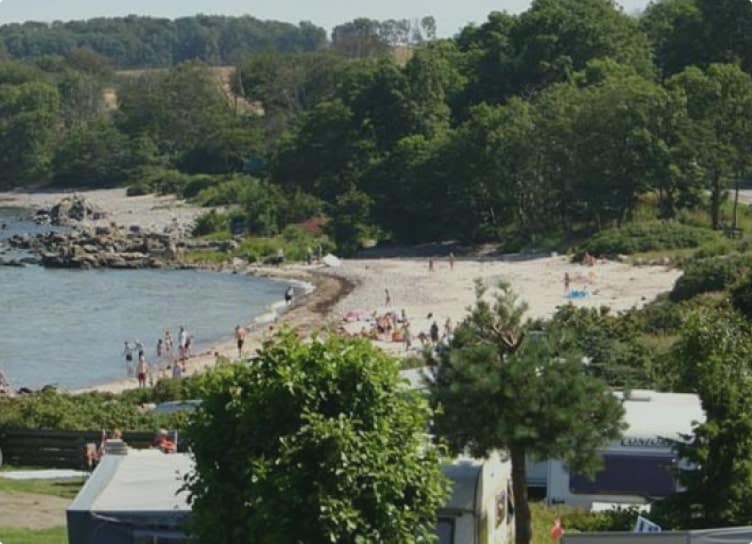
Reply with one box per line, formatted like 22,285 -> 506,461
5,225 -> 238,269
7,226 -> 179,269
34,195 -> 108,226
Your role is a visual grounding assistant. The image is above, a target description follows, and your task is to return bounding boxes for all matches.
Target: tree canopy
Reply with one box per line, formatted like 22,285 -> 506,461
429,283 -> 625,544
185,332 -> 449,544
0,16 -> 327,68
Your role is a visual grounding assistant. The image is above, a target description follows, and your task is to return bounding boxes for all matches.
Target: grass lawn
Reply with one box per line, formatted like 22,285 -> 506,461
0,527 -> 67,544
0,475 -> 85,500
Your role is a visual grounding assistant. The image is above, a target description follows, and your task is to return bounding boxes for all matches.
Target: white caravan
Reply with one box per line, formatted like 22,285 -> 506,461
545,390 -> 704,509
439,451 -> 515,544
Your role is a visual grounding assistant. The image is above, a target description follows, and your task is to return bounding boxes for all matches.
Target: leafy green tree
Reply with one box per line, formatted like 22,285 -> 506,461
117,61 -> 233,157
0,78 -> 60,187
668,64 -> 752,229
332,18 -> 391,58
640,0 -> 705,77
186,332 -> 449,544
179,124 -> 263,175
236,51 -> 345,138
430,283 -> 625,544
326,187 -> 373,256
653,309 -> 752,528
52,119 -> 156,186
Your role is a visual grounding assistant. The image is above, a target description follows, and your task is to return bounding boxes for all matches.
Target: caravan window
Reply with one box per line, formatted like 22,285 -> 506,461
436,518 -> 455,544
569,453 -> 675,497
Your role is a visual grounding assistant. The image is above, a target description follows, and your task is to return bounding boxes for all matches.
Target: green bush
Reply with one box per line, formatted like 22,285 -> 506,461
126,180 -> 152,196
194,177 -> 252,206
193,210 -> 231,236
732,273 -> 752,320
181,175 -> 218,199
562,506 -> 641,532
670,254 -> 752,302
581,221 -> 720,257
0,389 -> 186,432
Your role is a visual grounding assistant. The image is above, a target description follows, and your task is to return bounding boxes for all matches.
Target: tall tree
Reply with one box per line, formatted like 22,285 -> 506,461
430,283 -> 625,544
654,309 -> 752,528
186,332 -> 449,544
640,0 -> 705,77
0,77 -> 60,187
668,64 -> 752,229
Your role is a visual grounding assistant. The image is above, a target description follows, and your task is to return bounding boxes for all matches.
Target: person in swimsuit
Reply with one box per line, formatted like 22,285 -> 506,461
136,351 -> 149,388
285,286 -> 294,305
235,325 -> 247,358
164,331 -> 173,355
123,341 -> 135,376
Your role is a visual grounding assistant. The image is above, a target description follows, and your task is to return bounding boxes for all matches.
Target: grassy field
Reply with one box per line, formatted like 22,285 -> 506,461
0,467 -> 83,544
0,527 -> 67,544
0,476 -> 84,499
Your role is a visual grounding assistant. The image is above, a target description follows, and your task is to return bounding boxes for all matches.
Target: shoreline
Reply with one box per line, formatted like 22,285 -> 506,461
72,265 -> 353,395
1,188 -> 683,396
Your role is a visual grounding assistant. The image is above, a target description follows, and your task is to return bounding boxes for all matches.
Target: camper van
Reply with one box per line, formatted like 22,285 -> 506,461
545,390 -> 704,509
68,446 -> 514,544
439,451 -> 515,544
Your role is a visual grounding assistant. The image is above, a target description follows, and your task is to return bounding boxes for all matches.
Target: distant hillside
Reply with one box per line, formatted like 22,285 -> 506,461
0,15 -> 327,68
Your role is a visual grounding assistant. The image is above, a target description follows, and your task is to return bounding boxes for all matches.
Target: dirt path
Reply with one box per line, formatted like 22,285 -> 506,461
0,491 -> 68,529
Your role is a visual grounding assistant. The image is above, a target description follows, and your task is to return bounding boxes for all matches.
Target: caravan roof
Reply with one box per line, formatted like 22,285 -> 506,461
69,450 -> 192,513
617,390 -> 703,443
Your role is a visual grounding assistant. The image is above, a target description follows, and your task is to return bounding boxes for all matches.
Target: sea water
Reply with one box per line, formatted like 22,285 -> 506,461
0,207 -> 286,389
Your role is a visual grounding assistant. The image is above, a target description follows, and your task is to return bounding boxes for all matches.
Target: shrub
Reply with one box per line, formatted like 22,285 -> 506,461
181,175 -> 218,200
732,273 -> 752,320
670,254 -> 752,302
193,210 -> 231,237
0,389 -> 185,431
581,221 -> 720,257
126,180 -> 152,196
562,506 -> 641,532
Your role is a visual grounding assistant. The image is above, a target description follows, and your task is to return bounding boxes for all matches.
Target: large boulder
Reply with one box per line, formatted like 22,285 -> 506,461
49,195 -> 107,225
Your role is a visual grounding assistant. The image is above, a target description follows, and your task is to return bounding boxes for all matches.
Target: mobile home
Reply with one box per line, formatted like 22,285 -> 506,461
545,390 -> 704,509
439,451 -> 515,544
67,446 -> 514,544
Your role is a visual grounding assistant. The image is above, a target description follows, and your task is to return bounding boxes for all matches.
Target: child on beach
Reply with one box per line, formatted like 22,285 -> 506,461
136,351 -> 149,389
235,325 -> 246,358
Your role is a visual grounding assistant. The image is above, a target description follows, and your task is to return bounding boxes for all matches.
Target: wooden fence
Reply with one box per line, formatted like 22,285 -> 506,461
0,429 -> 167,469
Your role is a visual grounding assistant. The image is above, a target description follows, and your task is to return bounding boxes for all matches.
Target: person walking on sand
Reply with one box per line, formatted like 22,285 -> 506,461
385,288 -> 391,306
171,359 -> 183,379
178,327 -> 187,357
448,252 -> 455,271
429,258 -> 434,272
403,323 -> 412,351
235,325 -> 247,358
285,286 -> 295,305
123,341 -> 135,376
185,336 -> 193,358
430,321 -> 440,344
156,338 -> 163,360
136,351 -> 149,389
444,317 -> 453,338
164,331 -> 173,356
564,272 -> 571,292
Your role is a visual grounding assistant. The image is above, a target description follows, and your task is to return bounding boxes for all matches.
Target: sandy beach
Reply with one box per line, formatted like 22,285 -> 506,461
2,187 -> 682,393
0,187 -> 203,234
327,256 -> 682,356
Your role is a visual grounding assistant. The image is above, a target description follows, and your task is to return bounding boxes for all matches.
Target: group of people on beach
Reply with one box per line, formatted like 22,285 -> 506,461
427,252 -> 455,273
123,326 -> 191,388
343,307 -> 454,355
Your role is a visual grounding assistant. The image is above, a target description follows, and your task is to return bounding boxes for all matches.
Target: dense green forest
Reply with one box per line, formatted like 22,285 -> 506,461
0,15 -> 328,67
1,0 -> 751,252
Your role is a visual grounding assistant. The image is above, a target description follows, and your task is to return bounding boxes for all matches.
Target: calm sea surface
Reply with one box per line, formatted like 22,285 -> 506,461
0,207 -> 285,389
